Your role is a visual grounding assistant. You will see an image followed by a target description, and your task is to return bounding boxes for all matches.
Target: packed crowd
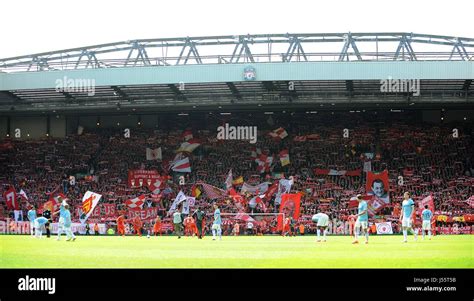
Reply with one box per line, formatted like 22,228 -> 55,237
1,112 -> 473,234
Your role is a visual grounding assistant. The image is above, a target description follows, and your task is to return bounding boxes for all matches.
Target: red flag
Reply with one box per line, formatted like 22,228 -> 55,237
277,193 -> 301,230
262,182 -> 278,201
366,170 -> 390,208
3,186 -> 19,210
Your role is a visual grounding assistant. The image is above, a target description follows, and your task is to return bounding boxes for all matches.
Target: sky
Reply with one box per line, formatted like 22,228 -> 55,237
1,0 -> 473,58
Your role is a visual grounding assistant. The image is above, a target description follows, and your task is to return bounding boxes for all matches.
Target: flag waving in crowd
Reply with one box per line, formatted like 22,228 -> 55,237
225,169 -> 233,190
3,185 -> 19,210
170,157 -> 192,173
79,191 -> 102,224
125,195 -> 146,209
146,147 -> 162,160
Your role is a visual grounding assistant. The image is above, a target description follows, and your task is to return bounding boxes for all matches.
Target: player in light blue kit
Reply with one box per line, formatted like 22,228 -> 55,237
54,198 -> 68,241
212,203 -> 222,240
400,192 -> 417,243
421,205 -> 433,240
63,204 -> 76,241
27,206 -> 37,236
352,194 -> 369,244
33,216 -> 49,238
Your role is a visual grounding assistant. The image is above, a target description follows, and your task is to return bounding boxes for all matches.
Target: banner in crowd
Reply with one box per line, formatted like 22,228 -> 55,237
277,193 -> 301,230
240,182 -> 270,194
436,226 -> 473,235
375,222 -> 393,234
103,203 -> 116,217
127,207 -> 159,221
79,191 -> 102,223
128,170 -> 161,188
365,170 -> 390,215
75,205 -> 100,219
3,186 -> 19,210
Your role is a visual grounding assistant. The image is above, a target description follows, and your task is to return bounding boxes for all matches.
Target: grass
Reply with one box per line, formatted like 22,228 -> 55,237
0,234 -> 472,268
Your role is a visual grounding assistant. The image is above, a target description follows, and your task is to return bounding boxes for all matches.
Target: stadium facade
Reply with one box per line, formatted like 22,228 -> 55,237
0,32 -> 472,138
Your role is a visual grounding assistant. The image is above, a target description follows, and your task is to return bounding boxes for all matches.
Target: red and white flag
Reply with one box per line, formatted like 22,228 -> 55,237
201,183 -> 227,200
149,177 -> 166,194
18,189 -> 28,200
177,139 -> 200,153
256,154 -> 273,173
125,195 -> 146,209
80,191 -> 102,223
269,127 -> 288,140
182,130 -> 193,141
170,157 -> 192,173
146,147 -> 162,160
3,186 -> 18,210
279,149 -> 290,166
229,188 -> 245,204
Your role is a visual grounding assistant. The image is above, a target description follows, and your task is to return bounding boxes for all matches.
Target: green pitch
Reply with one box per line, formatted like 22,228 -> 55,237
1,235 -> 472,268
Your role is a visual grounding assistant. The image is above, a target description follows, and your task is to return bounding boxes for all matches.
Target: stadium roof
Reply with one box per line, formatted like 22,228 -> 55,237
1,32 -> 473,72
0,33 -> 472,114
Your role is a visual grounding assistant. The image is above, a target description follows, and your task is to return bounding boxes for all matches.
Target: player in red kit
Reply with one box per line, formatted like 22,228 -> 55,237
153,216 -> 162,236
116,215 -> 126,237
132,216 -> 143,236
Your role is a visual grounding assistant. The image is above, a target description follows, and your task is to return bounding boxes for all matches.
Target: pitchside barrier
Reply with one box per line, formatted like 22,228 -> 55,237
1,218 -> 471,235
0,219 -> 107,235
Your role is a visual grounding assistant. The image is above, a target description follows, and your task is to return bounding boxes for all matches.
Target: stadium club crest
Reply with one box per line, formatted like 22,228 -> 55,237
243,66 -> 256,81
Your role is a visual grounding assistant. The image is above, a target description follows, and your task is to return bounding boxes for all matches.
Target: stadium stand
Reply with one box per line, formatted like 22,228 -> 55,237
1,111 -> 472,234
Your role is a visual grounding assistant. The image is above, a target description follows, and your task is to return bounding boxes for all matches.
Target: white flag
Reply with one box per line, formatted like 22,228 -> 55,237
146,147 -> 162,160
168,190 -> 187,213
225,169 -> 233,190
79,191 -> 102,224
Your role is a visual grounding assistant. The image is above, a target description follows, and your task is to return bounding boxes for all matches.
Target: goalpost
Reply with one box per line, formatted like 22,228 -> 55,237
220,212 -> 286,235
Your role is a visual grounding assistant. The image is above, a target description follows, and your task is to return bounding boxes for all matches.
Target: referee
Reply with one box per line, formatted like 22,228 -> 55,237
42,207 -> 52,238
193,208 -> 205,239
